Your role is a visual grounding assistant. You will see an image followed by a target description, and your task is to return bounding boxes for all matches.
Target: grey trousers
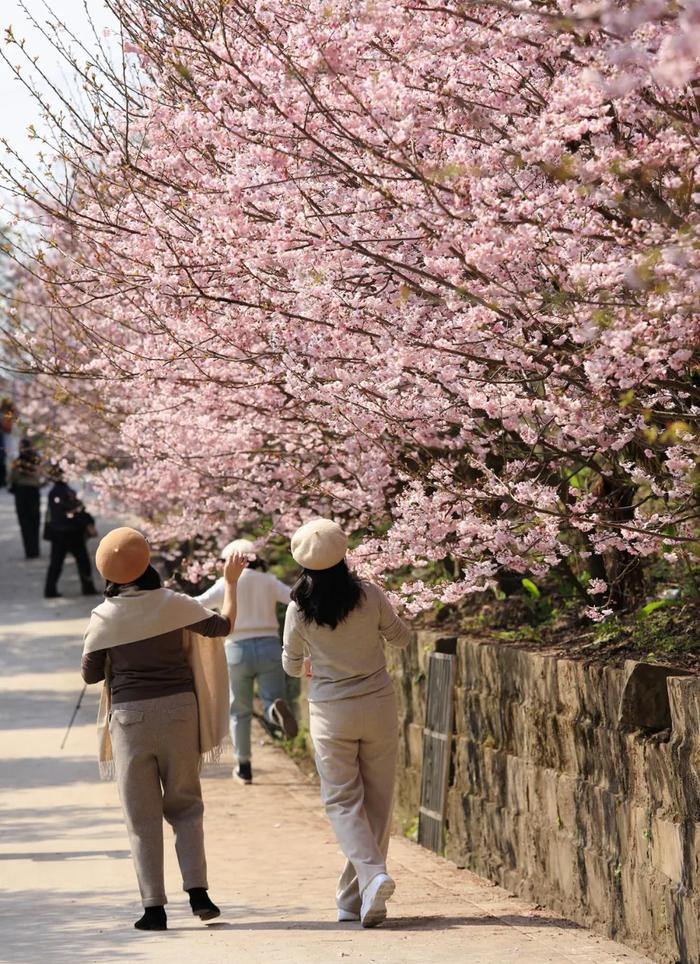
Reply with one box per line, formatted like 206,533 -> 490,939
109,691 -> 208,907
309,684 -> 398,914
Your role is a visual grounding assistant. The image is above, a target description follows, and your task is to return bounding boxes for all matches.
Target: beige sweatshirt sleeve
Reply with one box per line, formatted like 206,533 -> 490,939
376,587 -> 411,648
282,602 -> 306,677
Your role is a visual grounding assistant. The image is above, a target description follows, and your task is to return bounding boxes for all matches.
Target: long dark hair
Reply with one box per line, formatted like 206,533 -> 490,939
104,564 -> 162,598
291,560 -> 365,629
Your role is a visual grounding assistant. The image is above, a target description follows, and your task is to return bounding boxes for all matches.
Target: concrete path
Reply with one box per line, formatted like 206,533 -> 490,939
0,490 -> 653,964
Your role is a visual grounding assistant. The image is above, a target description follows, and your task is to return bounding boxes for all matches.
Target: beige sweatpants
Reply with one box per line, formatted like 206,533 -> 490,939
109,691 -> 208,907
309,684 -> 398,913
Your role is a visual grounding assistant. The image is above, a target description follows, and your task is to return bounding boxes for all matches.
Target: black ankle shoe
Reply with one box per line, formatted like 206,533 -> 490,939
234,761 -> 253,784
187,888 -> 220,921
269,698 -> 299,739
135,906 -> 167,930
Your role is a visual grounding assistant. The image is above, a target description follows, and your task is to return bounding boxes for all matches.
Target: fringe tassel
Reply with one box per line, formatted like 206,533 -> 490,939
199,739 -> 229,770
99,759 -> 116,781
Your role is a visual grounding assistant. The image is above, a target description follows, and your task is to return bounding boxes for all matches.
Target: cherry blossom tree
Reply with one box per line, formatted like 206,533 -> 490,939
1,0 -> 698,611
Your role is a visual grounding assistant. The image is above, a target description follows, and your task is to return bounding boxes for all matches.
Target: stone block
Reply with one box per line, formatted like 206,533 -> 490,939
582,849 -> 614,926
619,863 -> 656,947
395,765 -> 421,822
628,805 -> 653,867
669,894 -> 700,964
478,746 -> 506,806
555,774 -> 578,835
619,659 -> 693,733
504,754 -> 530,816
546,837 -> 580,903
650,816 -> 685,884
407,722 -> 423,769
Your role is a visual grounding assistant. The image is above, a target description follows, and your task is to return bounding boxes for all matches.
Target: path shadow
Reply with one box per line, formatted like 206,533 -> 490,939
0,689 -> 97,731
0,888 -> 152,963
0,756 -> 100,789
211,912 -> 584,933
0,849 -> 131,861
0,629 -> 91,677
381,913 -> 582,931
1,805 -> 122,843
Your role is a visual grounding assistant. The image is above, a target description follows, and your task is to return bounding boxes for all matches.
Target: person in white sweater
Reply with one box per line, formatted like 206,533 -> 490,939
282,519 -> 410,928
196,538 -> 297,784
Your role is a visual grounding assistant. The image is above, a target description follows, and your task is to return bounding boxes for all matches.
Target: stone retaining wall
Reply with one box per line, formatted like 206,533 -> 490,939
386,632 -> 700,964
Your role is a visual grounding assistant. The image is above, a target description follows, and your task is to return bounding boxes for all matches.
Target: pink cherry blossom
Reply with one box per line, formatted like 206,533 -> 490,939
2,0 -> 698,611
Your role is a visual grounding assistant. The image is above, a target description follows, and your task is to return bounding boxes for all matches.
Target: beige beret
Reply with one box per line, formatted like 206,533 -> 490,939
222,538 -> 255,559
291,519 -> 348,571
96,527 -> 150,584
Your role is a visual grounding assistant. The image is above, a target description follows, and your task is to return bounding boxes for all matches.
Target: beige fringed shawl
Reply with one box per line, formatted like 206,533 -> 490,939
82,588 -> 230,779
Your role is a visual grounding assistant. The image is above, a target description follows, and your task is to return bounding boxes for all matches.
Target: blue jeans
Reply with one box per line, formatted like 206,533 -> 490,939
226,635 -> 286,764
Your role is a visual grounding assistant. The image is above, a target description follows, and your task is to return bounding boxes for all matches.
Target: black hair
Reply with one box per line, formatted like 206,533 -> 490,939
290,560 -> 365,630
104,564 -> 162,598
218,553 -> 268,572
246,556 -> 268,572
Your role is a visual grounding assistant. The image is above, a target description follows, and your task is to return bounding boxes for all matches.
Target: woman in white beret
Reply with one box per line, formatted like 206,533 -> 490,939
81,527 -> 247,931
282,519 -> 410,928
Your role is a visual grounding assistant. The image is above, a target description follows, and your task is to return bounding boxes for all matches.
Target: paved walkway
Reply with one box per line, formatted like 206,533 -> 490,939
0,490 -> 653,963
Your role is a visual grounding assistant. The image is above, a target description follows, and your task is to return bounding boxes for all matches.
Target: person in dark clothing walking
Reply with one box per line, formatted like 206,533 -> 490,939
44,467 -> 98,598
8,438 -> 43,559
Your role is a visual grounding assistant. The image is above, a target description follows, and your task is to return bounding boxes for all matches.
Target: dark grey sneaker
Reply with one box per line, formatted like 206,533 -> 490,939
234,761 -> 253,785
269,699 -> 299,740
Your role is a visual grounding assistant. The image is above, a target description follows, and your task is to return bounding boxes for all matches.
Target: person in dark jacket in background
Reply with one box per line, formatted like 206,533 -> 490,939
44,466 -> 98,598
8,437 -> 43,559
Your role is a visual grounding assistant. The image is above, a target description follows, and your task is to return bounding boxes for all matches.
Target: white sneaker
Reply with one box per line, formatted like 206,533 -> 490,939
337,908 -> 360,922
360,873 -> 395,928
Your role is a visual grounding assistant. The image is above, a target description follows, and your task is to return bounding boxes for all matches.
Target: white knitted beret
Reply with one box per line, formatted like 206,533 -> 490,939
291,519 -> 348,571
222,538 -> 255,559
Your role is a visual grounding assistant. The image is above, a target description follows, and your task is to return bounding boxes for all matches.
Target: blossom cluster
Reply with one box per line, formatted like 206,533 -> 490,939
4,0 -> 699,610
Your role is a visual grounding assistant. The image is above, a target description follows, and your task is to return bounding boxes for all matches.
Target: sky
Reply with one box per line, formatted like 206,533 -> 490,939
0,0 -> 116,180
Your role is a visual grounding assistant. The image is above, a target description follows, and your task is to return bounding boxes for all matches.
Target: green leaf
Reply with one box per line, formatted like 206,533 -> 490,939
521,578 -> 541,599
639,599 -> 671,617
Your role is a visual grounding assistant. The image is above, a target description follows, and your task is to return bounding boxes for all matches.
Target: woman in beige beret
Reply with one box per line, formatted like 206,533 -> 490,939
282,519 -> 411,928
81,527 -> 247,931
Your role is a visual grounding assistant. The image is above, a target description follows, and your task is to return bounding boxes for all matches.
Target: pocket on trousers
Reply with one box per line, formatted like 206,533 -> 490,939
226,643 -> 245,667
110,708 -> 145,726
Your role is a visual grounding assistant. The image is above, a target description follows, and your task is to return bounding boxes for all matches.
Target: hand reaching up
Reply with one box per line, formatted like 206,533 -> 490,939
220,551 -> 247,631
224,551 -> 247,585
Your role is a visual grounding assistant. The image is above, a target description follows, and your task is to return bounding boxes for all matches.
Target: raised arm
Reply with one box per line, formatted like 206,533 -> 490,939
377,587 -> 411,648
220,551 -> 247,631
